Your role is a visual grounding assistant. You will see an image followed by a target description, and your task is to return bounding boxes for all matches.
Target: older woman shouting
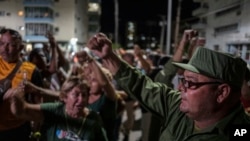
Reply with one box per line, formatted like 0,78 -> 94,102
4,77 -> 108,141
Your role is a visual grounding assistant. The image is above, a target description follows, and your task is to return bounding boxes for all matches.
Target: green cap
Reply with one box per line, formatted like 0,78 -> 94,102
172,47 -> 246,87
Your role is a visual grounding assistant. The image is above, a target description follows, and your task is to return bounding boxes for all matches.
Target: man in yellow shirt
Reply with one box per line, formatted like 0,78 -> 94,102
0,28 -> 43,141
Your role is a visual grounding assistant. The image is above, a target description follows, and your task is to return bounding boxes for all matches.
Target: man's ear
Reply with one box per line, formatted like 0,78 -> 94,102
19,44 -> 24,51
216,84 -> 231,103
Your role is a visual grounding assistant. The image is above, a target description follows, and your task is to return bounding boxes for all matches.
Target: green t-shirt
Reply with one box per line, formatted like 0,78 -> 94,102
40,102 -> 108,141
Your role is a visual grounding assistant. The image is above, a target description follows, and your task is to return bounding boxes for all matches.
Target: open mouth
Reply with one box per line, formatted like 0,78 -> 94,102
76,105 -> 84,109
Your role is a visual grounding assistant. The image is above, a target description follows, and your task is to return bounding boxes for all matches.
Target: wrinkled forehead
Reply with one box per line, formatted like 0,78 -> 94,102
72,85 -> 90,94
0,29 -> 22,42
0,35 -> 22,48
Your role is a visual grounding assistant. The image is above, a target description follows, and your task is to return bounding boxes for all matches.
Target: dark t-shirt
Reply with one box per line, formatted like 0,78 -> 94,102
88,94 -> 117,141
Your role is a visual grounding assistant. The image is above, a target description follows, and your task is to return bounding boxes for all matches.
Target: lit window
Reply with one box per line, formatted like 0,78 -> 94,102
18,11 -> 24,16
88,3 -> 100,12
19,26 -> 25,30
44,13 -> 48,17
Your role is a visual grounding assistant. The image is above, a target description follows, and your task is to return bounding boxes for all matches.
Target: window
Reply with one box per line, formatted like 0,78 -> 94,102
236,10 -> 241,15
88,3 -> 100,12
88,15 -> 99,22
18,11 -> 24,16
215,4 -> 241,17
201,3 -> 209,9
214,23 -> 238,35
25,23 -> 53,36
25,7 -> 53,18
0,26 -> 5,30
0,11 -> 5,16
88,24 -> 98,32
55,12 -> 59,17
214,45 -> 219,51
54,27 -> 59,32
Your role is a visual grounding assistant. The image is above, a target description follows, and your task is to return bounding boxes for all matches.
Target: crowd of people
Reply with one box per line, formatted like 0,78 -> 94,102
0,27 -> 250,141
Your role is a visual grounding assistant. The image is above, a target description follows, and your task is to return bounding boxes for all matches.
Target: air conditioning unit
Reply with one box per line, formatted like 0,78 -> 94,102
245,33 -> 250,39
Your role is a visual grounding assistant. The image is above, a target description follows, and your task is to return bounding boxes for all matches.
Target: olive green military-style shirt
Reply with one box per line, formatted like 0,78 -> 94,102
114,61 -> 250,141
154,58 -> 177,87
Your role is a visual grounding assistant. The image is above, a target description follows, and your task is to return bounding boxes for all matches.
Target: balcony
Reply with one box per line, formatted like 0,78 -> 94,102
23,0 -> 54,8
193,0 -> 205,2
24,35 -> 48,42
24,17 -> 54,23
192,7 -> 208,16
88,3 -> 101,14
192,20 -> 207,30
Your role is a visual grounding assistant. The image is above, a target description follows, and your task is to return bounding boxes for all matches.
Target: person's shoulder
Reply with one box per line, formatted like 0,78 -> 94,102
41,102 -> 63,110
88,109 -> 100,118
86,109 -> 103,126
87,109 -> 102,121
22,61 -> 36,70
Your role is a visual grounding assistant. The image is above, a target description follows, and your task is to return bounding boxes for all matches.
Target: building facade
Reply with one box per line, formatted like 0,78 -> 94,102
0,0 -> 101,53
192,0 -> 250,63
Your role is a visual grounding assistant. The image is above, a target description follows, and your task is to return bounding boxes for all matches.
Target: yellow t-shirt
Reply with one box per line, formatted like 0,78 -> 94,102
0,57 -> 36,131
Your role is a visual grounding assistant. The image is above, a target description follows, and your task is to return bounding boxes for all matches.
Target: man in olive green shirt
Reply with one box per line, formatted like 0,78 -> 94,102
86,33 -> 250,141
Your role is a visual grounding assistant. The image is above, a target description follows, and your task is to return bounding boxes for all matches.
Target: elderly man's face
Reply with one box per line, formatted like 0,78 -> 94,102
0,31 -> 23,63
178,70 -> 220,120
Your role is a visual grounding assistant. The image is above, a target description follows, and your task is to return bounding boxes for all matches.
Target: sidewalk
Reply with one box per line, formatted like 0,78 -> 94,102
118,107 -> 142,141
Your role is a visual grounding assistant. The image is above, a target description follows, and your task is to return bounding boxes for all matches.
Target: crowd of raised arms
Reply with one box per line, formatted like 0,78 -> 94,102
0,28 -> 250,141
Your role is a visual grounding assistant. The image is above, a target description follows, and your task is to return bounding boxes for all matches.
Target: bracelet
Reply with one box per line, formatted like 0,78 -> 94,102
116,93 -> 121,100
86,57 -> 93,63
83,57 -> 94,67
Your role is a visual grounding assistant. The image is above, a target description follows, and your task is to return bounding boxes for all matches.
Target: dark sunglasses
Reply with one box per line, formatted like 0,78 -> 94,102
0,28 -> 22,40
178,77 -> 222,90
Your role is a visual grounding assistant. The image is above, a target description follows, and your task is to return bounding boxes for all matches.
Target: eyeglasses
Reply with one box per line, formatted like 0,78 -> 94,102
178,77 -> 222,90
0,28 -> 22,40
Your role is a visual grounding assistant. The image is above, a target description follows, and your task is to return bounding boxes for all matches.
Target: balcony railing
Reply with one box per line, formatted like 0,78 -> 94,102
192,7 -> 208,16
23,0 -> 54,7
192,20 -> 207,30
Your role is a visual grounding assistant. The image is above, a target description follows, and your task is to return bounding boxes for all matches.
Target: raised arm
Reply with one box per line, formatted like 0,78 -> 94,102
154,29 -> 197,84
46,32 -> 58,74
133,44 -> 151,74
86,33 -> 179,119
75,50 -> 117,101
3,85 -> 44,122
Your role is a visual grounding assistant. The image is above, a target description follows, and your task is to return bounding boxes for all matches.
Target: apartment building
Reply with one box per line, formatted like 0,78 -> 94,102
0,0 -> 101,53
192,0 -> 250,62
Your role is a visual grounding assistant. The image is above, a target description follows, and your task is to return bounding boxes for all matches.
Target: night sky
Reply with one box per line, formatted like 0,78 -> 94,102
100,0 -> 200,46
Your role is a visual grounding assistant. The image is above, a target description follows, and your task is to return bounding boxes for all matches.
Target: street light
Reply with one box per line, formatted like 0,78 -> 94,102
166,0 -> 172,55
159,15 -> 166,52
114,0 -> 119,44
